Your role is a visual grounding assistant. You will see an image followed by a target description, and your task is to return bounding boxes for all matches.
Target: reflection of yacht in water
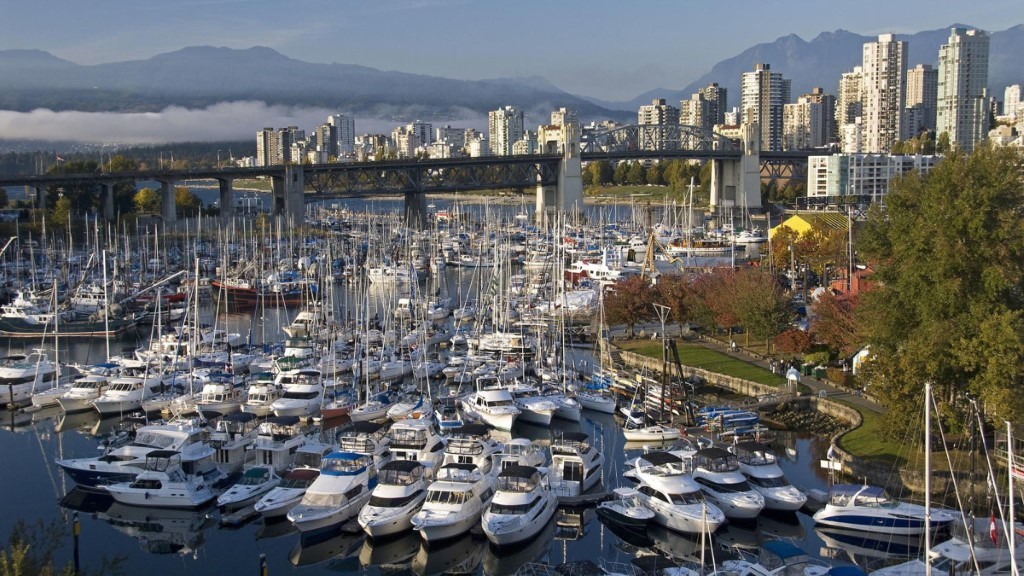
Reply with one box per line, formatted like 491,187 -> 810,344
358,531 -> 421,571
255,516 -> 297,540
815,526 -> 923,565
411,532 -> 483,576
96,501 -> 217,556
288,529 -> 366,567
481,517 -> 555,576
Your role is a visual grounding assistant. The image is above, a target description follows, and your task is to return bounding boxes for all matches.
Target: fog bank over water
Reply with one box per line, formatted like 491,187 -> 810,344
0,101 -> 487,145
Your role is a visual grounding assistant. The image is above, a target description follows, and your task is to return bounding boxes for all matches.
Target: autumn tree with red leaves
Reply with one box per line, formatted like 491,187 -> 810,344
603,276 -> 657,337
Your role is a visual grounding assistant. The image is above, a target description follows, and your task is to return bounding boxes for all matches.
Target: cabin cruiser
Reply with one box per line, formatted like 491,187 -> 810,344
812,484 -> 959,535
411,462 -> 496,543
56,373 -> 110,413
492,438 -> 546,472
239,372 -> 282,417
622,422 -> 682,443
623,451 -> 725,535
287,451 -> 377,534
357,460 -> 428,538
731,441 -> 807,511
209,412 -> 260,472
548,431 -> 604,497
481,465 -> 557,546
596,487 -> 655,530
252,415 -> 308,472
497,380 -> 558,426
195,372 -> 246,418
338,421 -> 393,465
0,351 -> 60,406
433,395 -> 464,433
56,418 -> 213,490
440,424 -> 500,475
270,368 -> 324,417
459,388 -> 520,431
689,447 -> 765,519
105,450 -> 222,509
254,468 -> 320,519
387,418 -> 446,475
92,376 -> 162,416
217,465 -> 282,510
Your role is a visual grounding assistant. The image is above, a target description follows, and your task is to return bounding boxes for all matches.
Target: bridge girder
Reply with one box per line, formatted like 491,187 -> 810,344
581,124 -> 737,154
305,160 -> 559,198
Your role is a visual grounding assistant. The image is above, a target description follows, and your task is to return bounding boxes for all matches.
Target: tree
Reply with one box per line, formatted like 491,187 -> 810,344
936,131 -> 951,154
581,168 -> 594,187
626,162 -> 646,185
731,267 -> 791,350
646,163 -> 664,186
50,196 -> 73,231
590,160 -> 613,185
773,328 -> 813,355
603,276 -> 657,337
133,187 -> 161,214
655,274 -> 692,335
857,144 -> 1024,434
613,161 -> 629,185
810,291 -> 860,357
174,186 -> 203,217
687,269 -> 740,334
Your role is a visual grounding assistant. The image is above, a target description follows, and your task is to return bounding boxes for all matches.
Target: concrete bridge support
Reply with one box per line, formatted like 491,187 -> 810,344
710,122 -> 761,214
217,178 -> 234,220
99,181 -> 115,221
271,164 -> 304,227
159,179 -> 177,224
33,185 -> 45,212
404,192 -> 427,229
535,121 -> 583,225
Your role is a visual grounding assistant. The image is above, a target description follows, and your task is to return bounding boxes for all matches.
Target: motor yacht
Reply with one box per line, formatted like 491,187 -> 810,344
492,437 -> 546,472
440,423 -> 500,475
596,487 -> 655,530
254,468 -> 320,519
287,451 -> 377,535
92,376 -> 161,416
812,484 -> 958,535
0,351 -> 60,406
252,415 -> 308,472
481,465 -> 557,546
239,372 -> 281,417
548,431 -> 604,497
731,441 -> 807,512
433,395 -> 464,433
689,447 -> 765,520
56,418 -> 213,490
497,380 -> 557,426
623,451 -> 725,535
105,450 -> 221,509
357,460 -> 428,538
337,421 -> 393,466
57,374 -> 110,413
209,411 -> 260,472
410,462 -> 496,543
270,368 -> 324,417
459,388 -> 519,432
217,465 -> 282,510
387,418 -> 445,475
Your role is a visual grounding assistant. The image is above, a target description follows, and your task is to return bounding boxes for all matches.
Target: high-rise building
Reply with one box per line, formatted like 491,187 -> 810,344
740,63 -> 791,151
937,28 -> 990,152
488,106 -> 524,156
1005,85 -> 1022,120
638,98 -> 680,150
256,126 -> 303,166
256,128 -> 275,167
551,107 -> 578,127
328,114 -> 355,154
801,87 -> 837,146
837,66 -> 864,131
436,125 -> 467,149
905,64 -> 938,135
862,34 -> 907,153
698,83 -> 728,127
680,93 -> 713,132
807,153 -> 939,203
314,123 -> 338,159
783,90 -> 834,150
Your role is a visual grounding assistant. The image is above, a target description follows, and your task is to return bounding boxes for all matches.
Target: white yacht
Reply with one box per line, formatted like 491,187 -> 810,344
195,373 -> 246,417
498,380 -> 557,426
386,392 -> 426,421
217,465 -> 282,510
287,451 -> 377,534
270,368 -> 324,417
460,388 -> 520,431
0,351 -> 60,406
871,517 -> 1024,576
92,376 -> 161,416
690,447 -> 765,519
105,450 -> 221,509
209,411 -> 260,472
387,418 -> 446,475
492,438 -> 546,472
56,418 -> 213,490
548,431 -> 604,497
338,421 -> 393,465
731,441 -> 807,512
481,465 -> 557,546
440,424 -> 500,475
812,484 -> 958,535
252,415 -> 308,472
623,451 -> 725,535
410,462 -> 496,543
254,468 -> 320,519
57,374 -> 110,413
357,460 -> 428,538
239,372 -> 282,417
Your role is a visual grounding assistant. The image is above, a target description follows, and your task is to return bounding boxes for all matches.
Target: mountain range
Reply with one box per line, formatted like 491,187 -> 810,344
0,23 -> 1021,126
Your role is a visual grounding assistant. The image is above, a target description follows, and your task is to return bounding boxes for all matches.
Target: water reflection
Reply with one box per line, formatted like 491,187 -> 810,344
481,517 -> 555,576
412,532 -> 484,576
359,532 -> 422,571
98,502 -> 217,556
255,516 -> 297,540
289,528 -> 365,567
815,526 -> 924,566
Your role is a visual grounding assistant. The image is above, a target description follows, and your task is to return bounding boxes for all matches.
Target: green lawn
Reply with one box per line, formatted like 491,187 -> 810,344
618,340 -> 786,387
835,403 -> 903,464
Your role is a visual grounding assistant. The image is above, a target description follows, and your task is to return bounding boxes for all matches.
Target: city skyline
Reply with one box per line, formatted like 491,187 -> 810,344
1,0 -> 1022,102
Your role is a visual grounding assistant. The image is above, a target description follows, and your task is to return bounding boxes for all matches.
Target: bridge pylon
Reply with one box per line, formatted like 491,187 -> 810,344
709,121 -> 762,215
271,165 -> 304,227
535,121 -> 583,225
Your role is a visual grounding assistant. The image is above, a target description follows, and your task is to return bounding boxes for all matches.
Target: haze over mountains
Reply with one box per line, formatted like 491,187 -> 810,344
0,23 -> 1020,143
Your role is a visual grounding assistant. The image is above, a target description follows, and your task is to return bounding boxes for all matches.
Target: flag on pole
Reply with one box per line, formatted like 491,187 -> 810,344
827,443 -> 836,461
990,513 -> 998,545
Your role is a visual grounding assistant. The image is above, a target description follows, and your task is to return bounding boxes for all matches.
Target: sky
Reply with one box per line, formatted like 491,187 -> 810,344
3,0 -> 1023,102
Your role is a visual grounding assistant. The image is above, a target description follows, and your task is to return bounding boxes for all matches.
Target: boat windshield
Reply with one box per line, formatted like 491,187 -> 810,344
239,468 -> 271,485
495,474 -> 537,493
748,476 -> 789,488
322,456 -> 368,475
132,432 -> 179,449
426,489 -> 470,505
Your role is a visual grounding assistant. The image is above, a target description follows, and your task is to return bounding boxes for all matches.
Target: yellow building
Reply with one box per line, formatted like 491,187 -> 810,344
769,212 -> 851,239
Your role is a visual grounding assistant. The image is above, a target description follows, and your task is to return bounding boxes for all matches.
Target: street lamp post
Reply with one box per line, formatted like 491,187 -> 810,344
217,150 -> 222,168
